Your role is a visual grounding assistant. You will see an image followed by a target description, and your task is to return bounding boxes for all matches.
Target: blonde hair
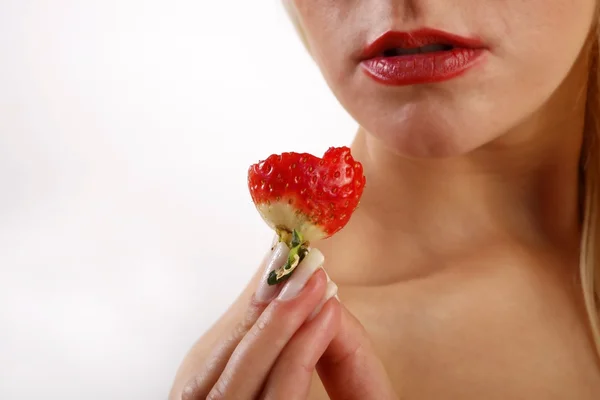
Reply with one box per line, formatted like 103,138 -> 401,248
283,1 -> 600,359
581,18 -> 600,358
281,1 -> 311,53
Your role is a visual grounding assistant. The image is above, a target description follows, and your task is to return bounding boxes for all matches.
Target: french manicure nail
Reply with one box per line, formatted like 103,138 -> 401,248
308,280 -> 338,321
255,242 -> 289,303
277,248 -> 325,301
270,234 -> 279,251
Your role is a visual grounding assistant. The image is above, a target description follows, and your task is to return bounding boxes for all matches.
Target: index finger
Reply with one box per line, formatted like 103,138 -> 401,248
176,242 -> 290,399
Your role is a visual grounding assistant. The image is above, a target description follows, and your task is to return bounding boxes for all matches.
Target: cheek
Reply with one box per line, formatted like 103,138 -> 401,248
474,0 -> 596,132
291,0 -> 362,73
491,0 -> 595,77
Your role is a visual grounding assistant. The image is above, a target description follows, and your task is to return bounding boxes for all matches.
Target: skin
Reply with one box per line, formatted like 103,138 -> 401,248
170,0 -> 600,398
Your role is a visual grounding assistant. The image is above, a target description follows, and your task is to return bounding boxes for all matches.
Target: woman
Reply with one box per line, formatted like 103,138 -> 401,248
170,0 -> 600,398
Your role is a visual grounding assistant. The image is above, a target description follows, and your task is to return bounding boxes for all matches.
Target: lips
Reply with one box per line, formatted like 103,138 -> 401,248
360,28 -> 486,86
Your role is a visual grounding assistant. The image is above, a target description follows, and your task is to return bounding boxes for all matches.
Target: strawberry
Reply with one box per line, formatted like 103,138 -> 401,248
248,146 -> 366,284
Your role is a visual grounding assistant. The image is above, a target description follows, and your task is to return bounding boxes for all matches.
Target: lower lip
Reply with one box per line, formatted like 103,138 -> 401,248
360,48 -> 484,86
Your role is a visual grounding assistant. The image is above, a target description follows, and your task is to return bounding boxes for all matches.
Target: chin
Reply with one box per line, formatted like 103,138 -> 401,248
361,107 -> 493,159
336,79 -> 498,158
383,129 -> 474,158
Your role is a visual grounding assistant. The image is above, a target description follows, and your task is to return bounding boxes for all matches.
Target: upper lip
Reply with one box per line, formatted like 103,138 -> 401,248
361,28 -> 485,60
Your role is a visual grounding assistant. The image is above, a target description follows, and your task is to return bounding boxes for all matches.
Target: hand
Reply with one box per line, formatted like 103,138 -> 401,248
317,306 -> 398,399
178,243 -> 341,400
172,242 -> 398,400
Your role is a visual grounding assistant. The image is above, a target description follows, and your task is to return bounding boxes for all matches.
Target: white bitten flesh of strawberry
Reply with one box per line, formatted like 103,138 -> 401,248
256,201 -> 327,243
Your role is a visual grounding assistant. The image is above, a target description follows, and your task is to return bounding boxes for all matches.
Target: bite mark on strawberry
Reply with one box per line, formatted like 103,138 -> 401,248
248,146 -> 366,285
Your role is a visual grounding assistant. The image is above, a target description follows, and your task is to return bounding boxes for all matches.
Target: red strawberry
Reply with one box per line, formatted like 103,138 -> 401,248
248,146 -> 366,284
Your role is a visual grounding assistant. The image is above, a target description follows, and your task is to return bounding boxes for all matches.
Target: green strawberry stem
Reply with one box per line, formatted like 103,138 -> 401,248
267,229 -> 309,285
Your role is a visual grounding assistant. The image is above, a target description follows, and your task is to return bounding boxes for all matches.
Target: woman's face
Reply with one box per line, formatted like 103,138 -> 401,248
289,0 -> 596,157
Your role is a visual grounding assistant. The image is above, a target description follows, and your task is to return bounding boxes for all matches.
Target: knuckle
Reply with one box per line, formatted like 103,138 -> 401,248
242,300 -> 307,343
246,296 -> 266,319
280,344 -> 315,375
231,297 -> 268,341
270,300 -> 303,325
332,341 -> 363,367
293,358 -> 314,375
248,311 -> 271,339
247,302 -> 295,338
274,356 -> 314,384
180,375 -> 203,400
229,300 -> 267,343
230,320 -> 250,343
206,380 -> 227,400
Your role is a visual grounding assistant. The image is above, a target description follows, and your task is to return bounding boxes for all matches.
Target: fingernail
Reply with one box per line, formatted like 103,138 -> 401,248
323,270 -> 338,299
270,234 -> 279,251
277,248 -> 325,301
255,242 -> 289,303
308,280 -> 338,321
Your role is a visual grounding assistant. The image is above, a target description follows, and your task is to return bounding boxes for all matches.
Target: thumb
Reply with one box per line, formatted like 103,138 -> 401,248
316,305 -> 398,400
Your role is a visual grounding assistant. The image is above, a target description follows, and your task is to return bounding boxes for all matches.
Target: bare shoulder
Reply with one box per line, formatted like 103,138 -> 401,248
320,245 -> 600,399
412,248 -> 600,399
483,257 -> 600,398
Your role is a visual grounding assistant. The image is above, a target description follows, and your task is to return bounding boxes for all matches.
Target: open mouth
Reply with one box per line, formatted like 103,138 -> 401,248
361,29 -> 486,61
360,29 -> 486,85
381,44 -> 455,57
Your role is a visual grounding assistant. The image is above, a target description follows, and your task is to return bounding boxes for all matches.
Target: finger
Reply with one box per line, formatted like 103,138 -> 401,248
208,250 -> 326,400
261,297 -> 342,400
180,242 -> 290,400
308,273 -> 338,321
317,306 -> 397,400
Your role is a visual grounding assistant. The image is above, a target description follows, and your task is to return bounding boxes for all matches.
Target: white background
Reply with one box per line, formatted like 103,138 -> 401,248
0,1 -> 356,399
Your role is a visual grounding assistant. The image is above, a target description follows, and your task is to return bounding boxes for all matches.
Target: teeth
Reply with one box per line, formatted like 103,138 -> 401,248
382,44 -> 454,57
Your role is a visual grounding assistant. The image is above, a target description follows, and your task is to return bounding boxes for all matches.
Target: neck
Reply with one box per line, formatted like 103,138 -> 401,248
318,53 -> 590,285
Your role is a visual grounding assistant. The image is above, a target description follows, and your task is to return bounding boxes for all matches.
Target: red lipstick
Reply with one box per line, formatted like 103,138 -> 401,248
360,28 -> 486,86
